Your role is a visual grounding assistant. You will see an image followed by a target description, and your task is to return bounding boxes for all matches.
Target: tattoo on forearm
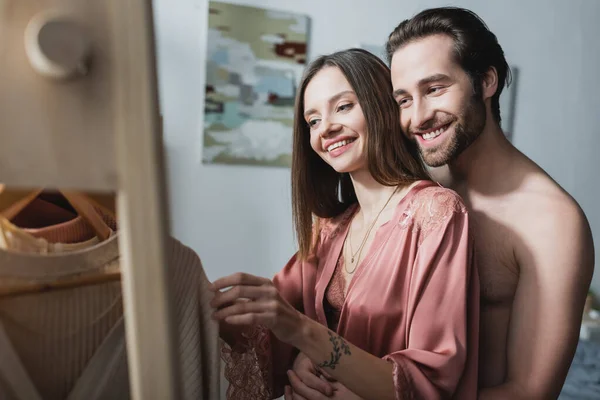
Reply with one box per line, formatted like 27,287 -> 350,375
317,331 -> 351,370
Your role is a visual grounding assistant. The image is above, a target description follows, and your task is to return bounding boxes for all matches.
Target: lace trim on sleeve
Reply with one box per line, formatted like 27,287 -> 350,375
383,356 -> 415,400
399,187 -> 466,245
221,325 -> 273,400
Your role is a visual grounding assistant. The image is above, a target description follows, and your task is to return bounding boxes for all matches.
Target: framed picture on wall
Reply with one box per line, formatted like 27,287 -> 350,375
202,2 -> 309,168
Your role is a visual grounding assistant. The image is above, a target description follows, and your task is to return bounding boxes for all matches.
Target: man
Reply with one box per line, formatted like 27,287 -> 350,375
286,7 -> 595,399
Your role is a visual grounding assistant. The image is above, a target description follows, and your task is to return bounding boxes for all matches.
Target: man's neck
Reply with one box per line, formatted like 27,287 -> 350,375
447,122 -> 516,195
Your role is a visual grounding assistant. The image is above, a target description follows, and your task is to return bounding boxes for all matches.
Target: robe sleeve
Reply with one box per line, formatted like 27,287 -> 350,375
383,205 -> 479,400
221,251 -> 320,399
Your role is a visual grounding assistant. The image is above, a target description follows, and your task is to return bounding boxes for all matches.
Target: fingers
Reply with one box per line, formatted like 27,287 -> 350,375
287,370 -> 332,399
285,385 -> 309,400
297,369 -> 334,396
291,353 -> 333,394
211,285 -> 273,308
212,272 -> 271,291
318,368 -> 335,382
220,311 -> 271,326
292,351 -> 311,370
213,299 -> 272,320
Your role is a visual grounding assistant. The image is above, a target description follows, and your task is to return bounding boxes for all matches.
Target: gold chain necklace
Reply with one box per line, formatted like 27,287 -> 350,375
345,186 -> 399,274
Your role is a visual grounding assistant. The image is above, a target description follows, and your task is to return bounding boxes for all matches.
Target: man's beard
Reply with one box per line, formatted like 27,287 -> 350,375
413,96 -> 486,168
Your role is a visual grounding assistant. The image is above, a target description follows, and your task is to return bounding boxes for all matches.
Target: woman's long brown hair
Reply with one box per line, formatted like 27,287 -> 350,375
292,48 -> 429,259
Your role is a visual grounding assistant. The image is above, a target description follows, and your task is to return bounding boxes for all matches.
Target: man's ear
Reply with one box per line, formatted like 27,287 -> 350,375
482,67 -> 499,101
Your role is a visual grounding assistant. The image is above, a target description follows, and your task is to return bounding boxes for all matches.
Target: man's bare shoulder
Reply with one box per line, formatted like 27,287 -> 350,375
501,150 -> 583,220
508,170 -> 594,274
512,171 -> 586,228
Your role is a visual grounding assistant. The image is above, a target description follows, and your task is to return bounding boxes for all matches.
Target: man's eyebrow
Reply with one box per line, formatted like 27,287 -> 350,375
393,88 -> 408,97
393,74 -> 452,97
418,73 -> 451,86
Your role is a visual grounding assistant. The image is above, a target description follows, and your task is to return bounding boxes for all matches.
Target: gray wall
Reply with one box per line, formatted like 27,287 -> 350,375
153,0 -> 600,294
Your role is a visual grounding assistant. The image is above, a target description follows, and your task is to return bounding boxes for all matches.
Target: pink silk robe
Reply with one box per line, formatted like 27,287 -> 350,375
222,181 -> 479,400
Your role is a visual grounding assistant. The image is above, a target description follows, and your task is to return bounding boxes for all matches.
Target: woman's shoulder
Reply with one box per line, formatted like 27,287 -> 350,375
411,182 -> 467,212
403,182 -> 468,233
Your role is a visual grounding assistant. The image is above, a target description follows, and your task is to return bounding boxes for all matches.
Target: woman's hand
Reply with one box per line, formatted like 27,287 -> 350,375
211,272 -> 307,344
288,352 -> 335,398
285,370 -> 365,400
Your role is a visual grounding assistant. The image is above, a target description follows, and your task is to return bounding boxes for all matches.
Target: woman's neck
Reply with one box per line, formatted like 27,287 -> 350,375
349,169 -> 403,223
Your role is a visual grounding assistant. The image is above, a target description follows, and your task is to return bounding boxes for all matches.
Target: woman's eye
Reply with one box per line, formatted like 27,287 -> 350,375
308,118 -> 320,127
337,103 -> 353,112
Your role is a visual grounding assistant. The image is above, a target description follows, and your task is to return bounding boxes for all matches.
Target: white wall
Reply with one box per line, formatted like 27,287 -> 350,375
153,0 -> 600,294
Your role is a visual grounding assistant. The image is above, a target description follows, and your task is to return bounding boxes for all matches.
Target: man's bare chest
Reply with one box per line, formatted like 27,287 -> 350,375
469,208 -> 519,306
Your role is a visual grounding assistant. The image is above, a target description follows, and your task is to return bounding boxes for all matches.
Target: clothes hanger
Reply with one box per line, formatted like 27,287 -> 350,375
0,185 -> 45,220
84,192 -> 117,217
0,185 -> 112,241
0,187 -> 120,298
0,265 -> 121,298
59,190 -> 113,241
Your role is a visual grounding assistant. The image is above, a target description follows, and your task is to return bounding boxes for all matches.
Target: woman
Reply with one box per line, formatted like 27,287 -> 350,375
212,49 -> 479,400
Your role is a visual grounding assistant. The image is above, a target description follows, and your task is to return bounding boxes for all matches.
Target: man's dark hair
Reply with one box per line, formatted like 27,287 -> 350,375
386,7 -> 511,124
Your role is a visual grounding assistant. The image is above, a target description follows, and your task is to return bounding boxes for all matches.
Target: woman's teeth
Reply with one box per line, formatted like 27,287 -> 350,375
327,139 -> 354,152
422,126 -> 448,141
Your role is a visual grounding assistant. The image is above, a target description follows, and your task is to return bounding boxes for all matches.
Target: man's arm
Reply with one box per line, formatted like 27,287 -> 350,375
479,199 -> 594,399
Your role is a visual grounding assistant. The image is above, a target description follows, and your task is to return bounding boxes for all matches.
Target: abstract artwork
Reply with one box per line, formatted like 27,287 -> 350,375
202,2 -> 309,167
